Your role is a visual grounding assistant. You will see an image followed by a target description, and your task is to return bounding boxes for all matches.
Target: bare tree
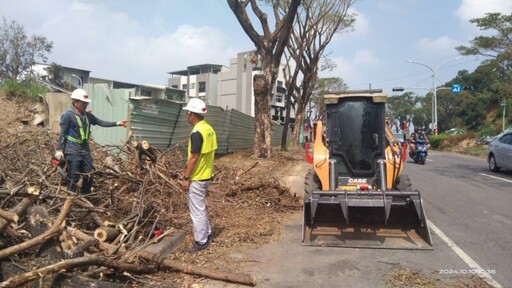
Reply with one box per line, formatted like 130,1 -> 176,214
227,0 -> 301,158
278,0 -> 356,148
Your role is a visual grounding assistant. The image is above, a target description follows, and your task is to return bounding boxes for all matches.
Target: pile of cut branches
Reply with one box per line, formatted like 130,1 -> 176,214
0,123 -> 300,287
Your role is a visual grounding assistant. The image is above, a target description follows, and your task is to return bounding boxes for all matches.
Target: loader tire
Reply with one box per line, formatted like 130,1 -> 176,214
304,168 -> 321,201
395,174 -> 412,191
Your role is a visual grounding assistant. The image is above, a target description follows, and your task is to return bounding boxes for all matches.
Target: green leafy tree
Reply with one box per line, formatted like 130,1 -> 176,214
386,92 -> 417,121
44,62 -> 64,87
0,17 -> 53,81
311,77 -> 348,118
456,12 -> 512,131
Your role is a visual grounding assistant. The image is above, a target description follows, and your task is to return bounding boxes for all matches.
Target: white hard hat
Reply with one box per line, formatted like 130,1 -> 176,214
183,98 -> 207,114
70,88 -> 91,103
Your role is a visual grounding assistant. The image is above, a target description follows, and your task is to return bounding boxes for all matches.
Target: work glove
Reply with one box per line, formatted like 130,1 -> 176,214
116,120 -> 127,127
54,150 -> 64,161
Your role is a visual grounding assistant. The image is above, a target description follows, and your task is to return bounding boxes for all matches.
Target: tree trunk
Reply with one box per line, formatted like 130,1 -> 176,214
292,69 -> 317,145
139,251 -> 257,287
0,256 -> 155,288
94,226 -> 120,242
291,92 -> 306,146
0,208 -> 18,224
0,197 -> 34,232
253,73 -> 272,158
0,197 -> 73,260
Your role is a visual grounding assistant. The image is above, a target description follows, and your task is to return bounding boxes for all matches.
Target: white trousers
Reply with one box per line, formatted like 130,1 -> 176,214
188,180 -> 212,245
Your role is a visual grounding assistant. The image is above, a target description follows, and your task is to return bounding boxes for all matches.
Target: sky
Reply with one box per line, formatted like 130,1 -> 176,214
1,0 -> 512,95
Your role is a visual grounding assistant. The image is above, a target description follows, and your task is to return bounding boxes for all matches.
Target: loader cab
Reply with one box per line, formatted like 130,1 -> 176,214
324,93 -> 386,181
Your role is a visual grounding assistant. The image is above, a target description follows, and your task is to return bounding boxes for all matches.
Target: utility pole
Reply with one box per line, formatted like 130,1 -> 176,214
406,57 -> 461,135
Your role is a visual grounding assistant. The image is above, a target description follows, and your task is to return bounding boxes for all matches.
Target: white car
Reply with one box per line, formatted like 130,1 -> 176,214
488,132 -> 512,172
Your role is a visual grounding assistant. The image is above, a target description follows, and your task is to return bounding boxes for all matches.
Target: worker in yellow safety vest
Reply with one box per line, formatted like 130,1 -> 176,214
180,98 -> 217,253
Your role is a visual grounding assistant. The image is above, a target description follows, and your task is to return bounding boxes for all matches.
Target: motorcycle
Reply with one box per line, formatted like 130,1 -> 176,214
409,138 -> 428,164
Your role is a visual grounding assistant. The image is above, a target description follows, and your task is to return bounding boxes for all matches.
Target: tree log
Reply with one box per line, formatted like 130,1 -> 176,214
0,197 -> 33,231
66,227 -> 125,256
94,226 -> 120,242
0,208 -> 18,223
0,255 -> 156,288
139,250 -> 257,287
88,212 -> 105,227
0,197 -> 73,260
64,237 -> 98,259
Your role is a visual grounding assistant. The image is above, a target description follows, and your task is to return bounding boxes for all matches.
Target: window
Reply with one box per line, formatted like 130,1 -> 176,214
277,80 -> 283,87
171,85 -> 178,89
190,83 -> 196,89
182,84 -> 188,90
275,94 -> 283,103
140,89 -> 152,97
199,81 -> 206,93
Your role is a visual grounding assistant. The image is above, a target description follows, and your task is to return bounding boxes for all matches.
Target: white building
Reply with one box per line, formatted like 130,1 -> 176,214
217,51 -> 294,124
167,64 -> 224,105
31,63 -> 90,89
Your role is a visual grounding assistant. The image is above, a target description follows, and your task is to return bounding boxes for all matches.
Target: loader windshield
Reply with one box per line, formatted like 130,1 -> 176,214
327,98 -> 384,176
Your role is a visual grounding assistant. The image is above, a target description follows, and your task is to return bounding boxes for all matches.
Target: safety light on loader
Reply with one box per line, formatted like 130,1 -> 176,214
357,184 -> 369,190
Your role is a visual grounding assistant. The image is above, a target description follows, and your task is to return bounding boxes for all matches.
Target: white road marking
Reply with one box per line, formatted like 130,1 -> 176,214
479,173 -> 512,183
428,220 -> 502,288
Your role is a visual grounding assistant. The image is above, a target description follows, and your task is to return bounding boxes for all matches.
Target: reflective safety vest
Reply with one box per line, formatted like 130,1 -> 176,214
188,120 -> 217,180
67,114 -> 90,144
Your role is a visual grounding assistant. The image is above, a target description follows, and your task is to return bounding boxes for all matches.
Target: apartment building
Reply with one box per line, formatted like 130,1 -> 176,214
167,64 -> 224,105
217,51 -> 294,124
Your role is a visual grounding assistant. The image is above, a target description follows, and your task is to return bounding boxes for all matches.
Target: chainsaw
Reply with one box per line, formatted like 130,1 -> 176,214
51,157 -> 67,179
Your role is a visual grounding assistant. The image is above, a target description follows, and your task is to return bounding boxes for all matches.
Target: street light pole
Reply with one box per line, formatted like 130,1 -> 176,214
406,57 -> 461,135
71,74 -> 82,88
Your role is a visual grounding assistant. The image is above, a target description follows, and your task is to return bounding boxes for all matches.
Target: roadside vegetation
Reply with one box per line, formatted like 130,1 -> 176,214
386,12 -> 511,142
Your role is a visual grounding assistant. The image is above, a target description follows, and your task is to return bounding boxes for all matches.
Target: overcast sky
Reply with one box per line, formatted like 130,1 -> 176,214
1,0 -> 511,94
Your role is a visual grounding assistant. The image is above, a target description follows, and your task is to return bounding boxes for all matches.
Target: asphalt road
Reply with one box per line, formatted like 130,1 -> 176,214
212,152 -> 511,288
407,151 -> 511,287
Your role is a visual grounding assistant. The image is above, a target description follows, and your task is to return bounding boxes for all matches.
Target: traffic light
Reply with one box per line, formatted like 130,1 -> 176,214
392,87 -> 404,92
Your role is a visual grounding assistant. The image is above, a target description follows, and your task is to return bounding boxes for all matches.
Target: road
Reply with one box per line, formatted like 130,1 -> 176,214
212,152 -> 511,288
407,152 -> 511,287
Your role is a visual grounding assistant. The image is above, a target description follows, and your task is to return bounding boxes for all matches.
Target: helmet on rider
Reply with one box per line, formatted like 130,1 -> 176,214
70,89 -> 91,103
183,98 -> 207,114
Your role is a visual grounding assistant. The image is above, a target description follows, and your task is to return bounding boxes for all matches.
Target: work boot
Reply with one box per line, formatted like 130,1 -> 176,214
185,240 -> 209,253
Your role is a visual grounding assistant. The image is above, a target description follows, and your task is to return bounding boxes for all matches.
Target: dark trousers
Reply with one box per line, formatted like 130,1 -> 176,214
65,153 -> 93,194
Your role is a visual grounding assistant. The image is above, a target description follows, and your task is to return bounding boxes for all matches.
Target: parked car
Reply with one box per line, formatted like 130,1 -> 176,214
487,131 -> 512,172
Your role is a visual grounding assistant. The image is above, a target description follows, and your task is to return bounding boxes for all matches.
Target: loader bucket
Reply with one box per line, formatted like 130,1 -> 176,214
302,190 -> 433,250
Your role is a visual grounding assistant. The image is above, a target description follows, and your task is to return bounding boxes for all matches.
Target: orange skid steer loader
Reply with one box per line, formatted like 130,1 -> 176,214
302,90 -> 433,249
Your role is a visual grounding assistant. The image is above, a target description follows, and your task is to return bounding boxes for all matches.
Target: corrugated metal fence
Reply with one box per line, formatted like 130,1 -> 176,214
80,84 -> 289,154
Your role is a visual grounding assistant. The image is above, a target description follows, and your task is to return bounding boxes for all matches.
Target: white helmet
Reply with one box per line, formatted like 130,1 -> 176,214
183,98 -> 207,114
70,88 -> 91,103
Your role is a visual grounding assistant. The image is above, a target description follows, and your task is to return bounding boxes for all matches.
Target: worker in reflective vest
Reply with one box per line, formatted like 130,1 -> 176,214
55,89 -> 127,194
180,98 -> 217,253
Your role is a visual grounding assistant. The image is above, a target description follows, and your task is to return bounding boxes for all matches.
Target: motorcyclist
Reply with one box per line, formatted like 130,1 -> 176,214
409,127 -> 430,153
